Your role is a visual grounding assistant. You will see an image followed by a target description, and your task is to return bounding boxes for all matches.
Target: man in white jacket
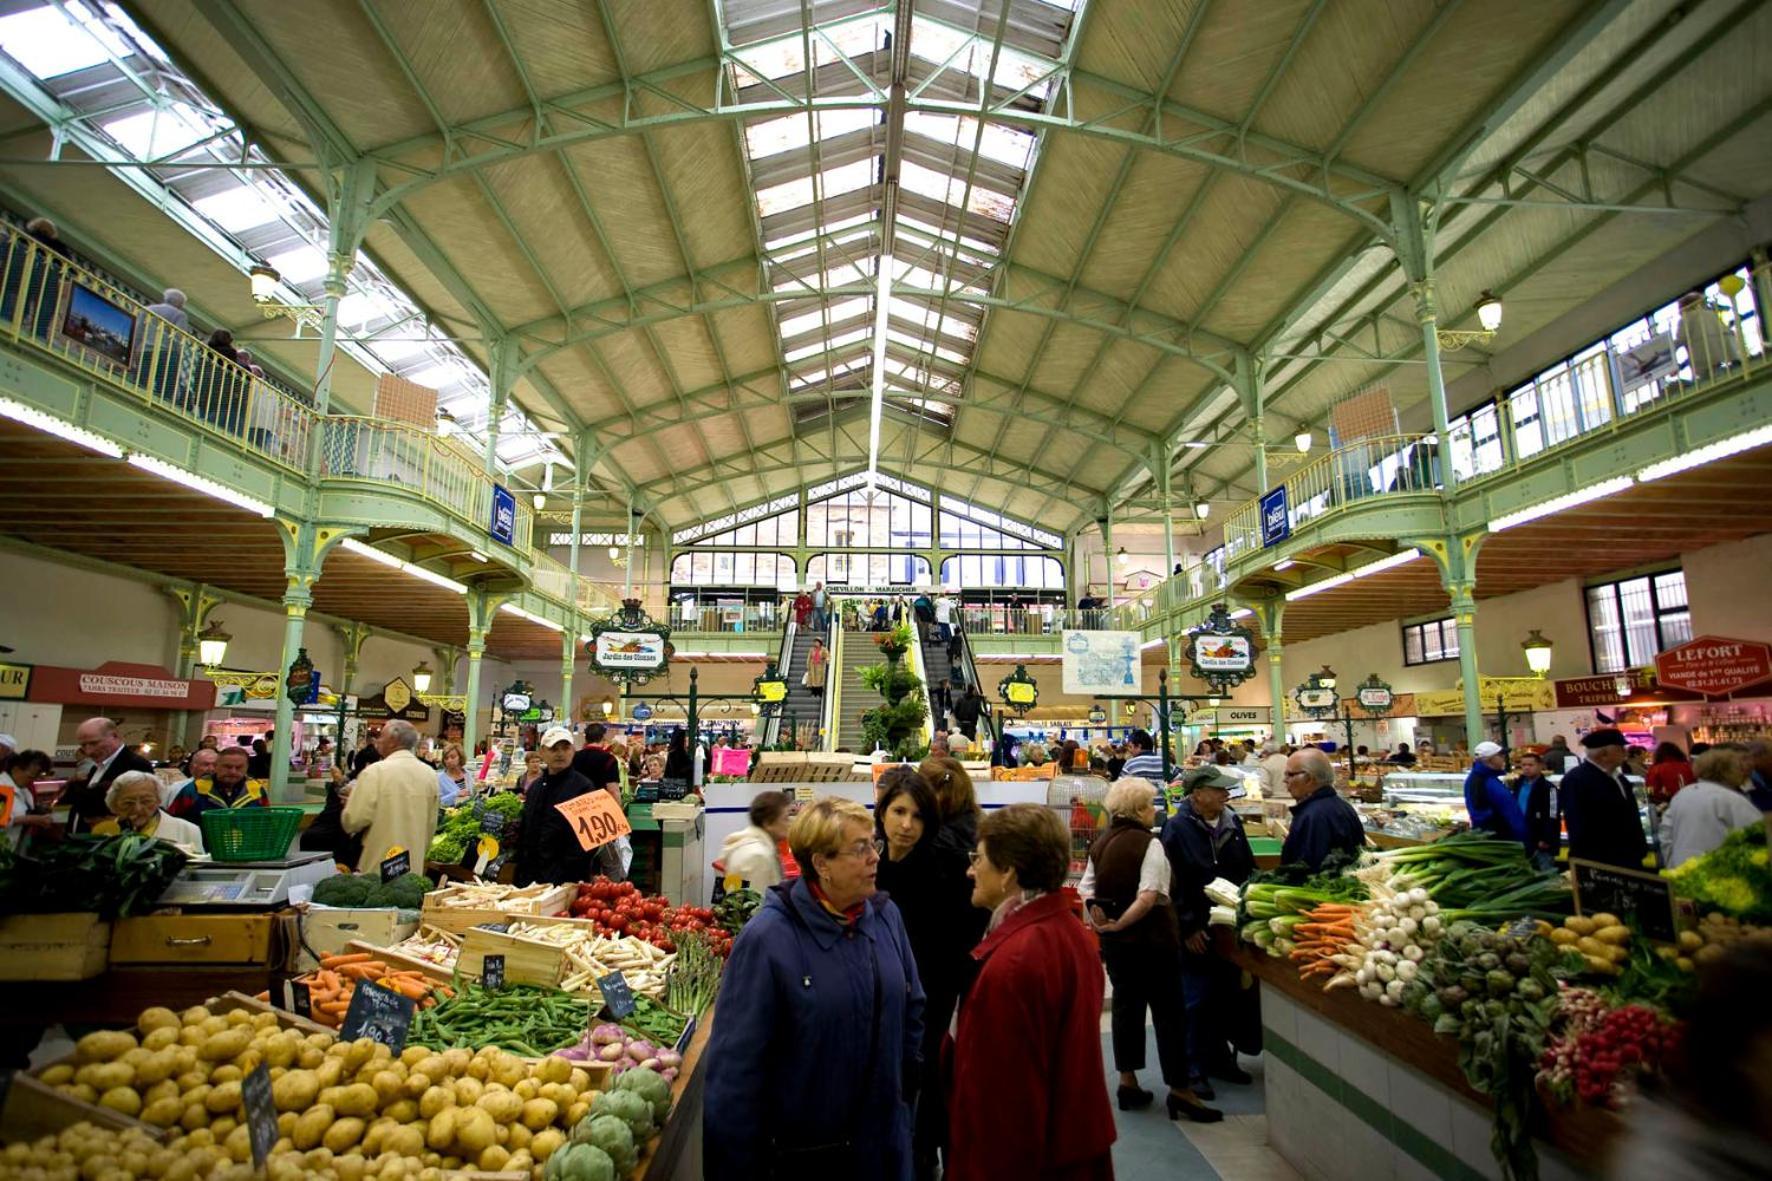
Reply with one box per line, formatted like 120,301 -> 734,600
718,790 -> 791,889
341,721 -> 440,871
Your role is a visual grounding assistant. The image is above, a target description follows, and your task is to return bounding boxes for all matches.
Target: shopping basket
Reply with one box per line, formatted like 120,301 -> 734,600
199,807 -> 305,862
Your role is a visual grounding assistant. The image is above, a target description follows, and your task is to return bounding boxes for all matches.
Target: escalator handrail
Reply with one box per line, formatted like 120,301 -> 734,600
953,622 -> 997,746
763,619 -> 798,747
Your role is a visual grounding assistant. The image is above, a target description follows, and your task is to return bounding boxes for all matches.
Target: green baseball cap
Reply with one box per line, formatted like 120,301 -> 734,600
1182,765 -> 1246,797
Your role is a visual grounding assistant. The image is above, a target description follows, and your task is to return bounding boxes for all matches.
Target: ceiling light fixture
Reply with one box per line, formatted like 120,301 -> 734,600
1285,548 -> 1422,601
1294,430 -> 1312,453
0,395 -> 123,456
1193,500 -> 1210,520
1489,478 -> 1634,532
127,454 -> 274,517
532,492 -> 546,511
1115,546 -> 1129,566
245,262 -> 322,328
1476,291 -> 1504,332
1437,291 -> 1504,351
865,256 -> 891,479
1636,423 -> 1772,483
1274,559 -> 1295,571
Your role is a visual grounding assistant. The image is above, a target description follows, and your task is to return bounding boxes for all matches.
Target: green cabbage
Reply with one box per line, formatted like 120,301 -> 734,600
612,1066 -> 672,1123
571,1114 -> 636,1174
589,1088 -> 655,1140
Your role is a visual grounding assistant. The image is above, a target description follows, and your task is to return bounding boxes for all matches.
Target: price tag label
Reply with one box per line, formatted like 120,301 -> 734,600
482,811 -> 506,836
339,981 -> 416,1052
474,835 -> 500,876
673,1016 -> 697,1056
598,970 -> 636,1019
379,849 -> 410,882
241,1064 -> 278,1168
483,953 -> 505,991
288,979 -> 312,1019
473,797 -> 486,819
794,785 -> 815,802
555,790 -> 632,852
1571,858 -> 1678,943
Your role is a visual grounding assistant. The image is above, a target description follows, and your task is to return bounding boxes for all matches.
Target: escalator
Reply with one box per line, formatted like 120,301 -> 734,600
767,621 -> 830,750
834,623 -> 877,752
950,621 -> 997,750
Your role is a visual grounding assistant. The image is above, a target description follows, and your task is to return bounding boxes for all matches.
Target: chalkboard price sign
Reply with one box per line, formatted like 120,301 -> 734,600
658,777 -> 689,802
673,1016 -> 697,1056
379,850 -> 411,883
340,981 -> 417,1051
1571,858 -> 1678,943
483,953 -> 506,991
597,970 -> 636,1019
241,1064 -> 278,1168
288,979 -> 312,1019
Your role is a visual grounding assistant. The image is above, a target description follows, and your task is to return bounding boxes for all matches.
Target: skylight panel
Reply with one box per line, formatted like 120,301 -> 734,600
264,243 -> 328,285
407,363 -> 465,391
192,184 -> 280,233
337,290 -> 398,328
820,157 -> 876,201
903,113 -> 1036,171
896,211 -> 999,258
764,209 -> 874,252
786,325 -> 871,362
900,160 -> 967,207
780,296 -> 870,337
0,2 -> 127,78
816,13 -> 890,63
756,175 -> 815,217
887,328 -> 969,365
370,336 -> 434,365
103,103 -> 213,158
730,38 -> 804,83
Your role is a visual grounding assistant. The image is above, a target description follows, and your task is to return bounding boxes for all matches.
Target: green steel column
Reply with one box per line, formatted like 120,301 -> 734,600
1257,601 -> 1286,742
1100,507 -> 1115,608
623,503 -> 637,600
485,338 -> 517,476
334,621 -> 369,740
560,629 -> 577,728
1392,193 -> 1457,492
1751,248 -> 1772,338
271,588 -> 311,801
926,489 -> 942,590
433,647 -> 461,697
1153,444 -> 1175,581
462,592 -> 504,756
312,159 -> 373,417
1449,579 -> 1484,745
312,257 -> 351,417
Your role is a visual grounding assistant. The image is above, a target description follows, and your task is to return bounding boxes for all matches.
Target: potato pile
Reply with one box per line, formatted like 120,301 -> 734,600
1657,910 -> 1772,972
1543,913 -> 1630,977
25,1002 -> 605,1181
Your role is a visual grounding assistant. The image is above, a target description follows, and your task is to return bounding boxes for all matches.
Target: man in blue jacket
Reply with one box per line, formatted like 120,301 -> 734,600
1464,741 -> 1526,843
1279,748 -> 1365,870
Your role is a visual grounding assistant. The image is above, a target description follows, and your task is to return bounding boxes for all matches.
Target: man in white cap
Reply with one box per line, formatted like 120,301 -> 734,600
1462,740 -> 1525,844
0,735 -> 15,762
515,726 -> 625,886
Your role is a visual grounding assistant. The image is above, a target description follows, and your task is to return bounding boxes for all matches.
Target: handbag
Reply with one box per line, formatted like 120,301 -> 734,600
767,945 -> 884,1176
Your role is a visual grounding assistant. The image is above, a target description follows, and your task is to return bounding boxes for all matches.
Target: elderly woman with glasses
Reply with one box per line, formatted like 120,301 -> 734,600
705,795 -> 925,1179
92,770 -> 205,853
948,803 -> 1116,1181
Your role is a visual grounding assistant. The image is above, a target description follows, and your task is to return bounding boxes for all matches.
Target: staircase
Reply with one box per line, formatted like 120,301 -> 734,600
773,627 -> 827,749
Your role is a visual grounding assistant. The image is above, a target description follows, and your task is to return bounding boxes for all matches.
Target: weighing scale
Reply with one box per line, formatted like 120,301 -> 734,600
156,851 -> 337,908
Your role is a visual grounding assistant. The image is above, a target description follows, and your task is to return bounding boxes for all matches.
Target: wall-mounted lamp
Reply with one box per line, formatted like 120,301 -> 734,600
196,620 -> 231,668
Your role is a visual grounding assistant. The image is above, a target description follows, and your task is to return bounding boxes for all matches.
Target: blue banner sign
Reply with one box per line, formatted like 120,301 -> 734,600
1260,486 -> 1290,548
490,484 -> 517,545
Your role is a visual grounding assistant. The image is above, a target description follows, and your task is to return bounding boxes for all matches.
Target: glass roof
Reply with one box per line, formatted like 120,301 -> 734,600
722,0 -> 1075,437
0,1 -> 562,472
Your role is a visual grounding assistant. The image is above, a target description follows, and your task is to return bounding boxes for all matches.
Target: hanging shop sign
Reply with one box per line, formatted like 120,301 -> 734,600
25,661 -> 216,711
0,661 -> 30,700
489,484 -> 517,546
500,683 -> 532,714
1183,604 -> 1258,695
285,649 -> 318,705
1410,678 -> 1555,718
585,599 -> 673,686
1354,675 -> 1395,715
752,663 -> 788,706
355,677 -> 432,722
998,664 -> 1040,716
1060,630 -> 1141,696
1653,635 -> 1772,698
1294,685 -> 1337,714
1259,486 -> 1290,547
630,702 -> 654,722
1553,668 -> 1700,708
1087,705 -> 1107,725
1214,707 -> 1269,725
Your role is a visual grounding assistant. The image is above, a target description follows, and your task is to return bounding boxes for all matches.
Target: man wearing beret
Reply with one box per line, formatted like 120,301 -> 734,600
1559,728 -> 1648,868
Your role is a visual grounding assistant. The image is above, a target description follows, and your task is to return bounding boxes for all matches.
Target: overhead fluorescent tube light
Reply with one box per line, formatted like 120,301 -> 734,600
1286,548 -> 1421,602
1636,424 -> 1772,483
1489,477 -> 1634,532
403,563 -> 469,594
501,603 -> 563,631
0,396 -> 123,456
1230,608 -> 1255,619
341,537 -> 467,593
128,455 -> 274,517
1274,560 -> 1294,571
342,537 -> 403,567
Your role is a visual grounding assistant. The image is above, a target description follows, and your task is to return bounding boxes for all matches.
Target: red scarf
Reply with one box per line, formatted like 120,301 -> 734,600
808,880 -> 866,928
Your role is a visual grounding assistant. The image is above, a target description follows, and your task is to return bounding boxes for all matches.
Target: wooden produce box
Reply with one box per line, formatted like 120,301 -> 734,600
418,882 -> 574,936
294,906 -> 420,972
110,912 -> 281,966
456,926 -> 568,989
342,938 -> 457,984
0,913 -> 111,981
0,1071 -> 161,1143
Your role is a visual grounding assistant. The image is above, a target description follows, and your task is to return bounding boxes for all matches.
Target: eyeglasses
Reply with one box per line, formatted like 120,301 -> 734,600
1284,769 -> 1310,778
834,840 -> 877,860
967,850 -> 989,868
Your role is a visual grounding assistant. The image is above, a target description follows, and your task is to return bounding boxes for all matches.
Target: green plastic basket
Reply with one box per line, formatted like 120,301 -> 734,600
199,807 -> 305,862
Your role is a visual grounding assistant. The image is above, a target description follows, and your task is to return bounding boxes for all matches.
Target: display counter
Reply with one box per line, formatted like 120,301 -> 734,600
1230,941 -> 1623,1181
633,1005 -> 713,1181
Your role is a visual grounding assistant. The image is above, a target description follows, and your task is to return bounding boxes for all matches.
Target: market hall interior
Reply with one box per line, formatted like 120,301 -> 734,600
0,0 -> 1770,1179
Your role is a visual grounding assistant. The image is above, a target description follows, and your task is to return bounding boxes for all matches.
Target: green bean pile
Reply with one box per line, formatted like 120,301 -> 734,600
408,982 -> 592,1056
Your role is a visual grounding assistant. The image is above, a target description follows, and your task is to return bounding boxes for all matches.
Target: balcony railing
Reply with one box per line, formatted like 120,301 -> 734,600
1123,264 -> 1770,630
0,221 -> 317,472
319,418 -> 533,555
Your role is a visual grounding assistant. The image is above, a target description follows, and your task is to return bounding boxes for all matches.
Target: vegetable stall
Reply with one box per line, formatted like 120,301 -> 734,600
1226,825 -> 1772,1181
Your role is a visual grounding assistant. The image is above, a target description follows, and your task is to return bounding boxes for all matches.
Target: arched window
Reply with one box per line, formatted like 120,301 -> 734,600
670,551 -> 795,587
939,554 -> 1064,589
805,488 -> 931,549
807,553 -> 931,586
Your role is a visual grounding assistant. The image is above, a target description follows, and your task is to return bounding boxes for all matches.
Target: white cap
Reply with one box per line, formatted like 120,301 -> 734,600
0,734 -> 15,751
1473,741 -> 1503,758
539,726 -> 575,748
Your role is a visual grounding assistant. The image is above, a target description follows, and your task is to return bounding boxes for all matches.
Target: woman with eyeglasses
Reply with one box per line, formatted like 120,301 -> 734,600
949,803 -> 1115,1181
875,767 -> 978,1179
705,795 -> 925,1179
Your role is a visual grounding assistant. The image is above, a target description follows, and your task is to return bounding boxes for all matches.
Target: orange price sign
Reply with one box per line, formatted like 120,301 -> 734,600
554,790 -> 632,852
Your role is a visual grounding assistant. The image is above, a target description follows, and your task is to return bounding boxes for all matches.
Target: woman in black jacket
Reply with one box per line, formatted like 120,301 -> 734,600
300,763 -> 364,868
874,766 -> 977,1180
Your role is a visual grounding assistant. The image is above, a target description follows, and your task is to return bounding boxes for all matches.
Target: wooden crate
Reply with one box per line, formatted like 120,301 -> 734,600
0,1072 -> 162,1143
0,913 -> 110,981
418,882 -> 574,936
457,926 -> 568,989
343,938 -> 458,984
110,913 -> 280,966
294,907 -> 420,972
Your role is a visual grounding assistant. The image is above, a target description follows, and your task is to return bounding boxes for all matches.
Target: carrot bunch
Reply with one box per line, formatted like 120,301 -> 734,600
1288,902 -> 1364,984
294,952 -> 454,1027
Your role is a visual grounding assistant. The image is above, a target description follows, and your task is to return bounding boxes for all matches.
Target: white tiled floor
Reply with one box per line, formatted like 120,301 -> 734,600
1177,1114 -> 1306,1181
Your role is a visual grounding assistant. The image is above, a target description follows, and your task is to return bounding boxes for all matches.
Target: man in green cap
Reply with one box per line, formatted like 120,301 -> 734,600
1162,764 -> 1257,1097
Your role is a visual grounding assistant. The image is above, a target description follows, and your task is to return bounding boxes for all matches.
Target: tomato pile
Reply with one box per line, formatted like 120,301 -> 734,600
570,877 -> 733,957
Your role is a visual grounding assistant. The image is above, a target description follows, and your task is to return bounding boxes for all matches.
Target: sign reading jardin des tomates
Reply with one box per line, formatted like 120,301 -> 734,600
1184,603 -> 1258,695
585,599 -> 673,686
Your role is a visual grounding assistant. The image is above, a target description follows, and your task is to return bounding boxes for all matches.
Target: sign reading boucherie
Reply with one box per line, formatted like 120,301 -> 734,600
1654,635 -> 1772,697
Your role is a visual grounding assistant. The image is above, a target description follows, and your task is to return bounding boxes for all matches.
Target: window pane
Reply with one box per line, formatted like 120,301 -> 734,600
1618,576 -> 1657,666
1588,586 -> 1624,673
1653,570 -> 1688,609
1440,620 -> 1460,660
1404,626 -> 1424,665
1422,624 -> 1443,662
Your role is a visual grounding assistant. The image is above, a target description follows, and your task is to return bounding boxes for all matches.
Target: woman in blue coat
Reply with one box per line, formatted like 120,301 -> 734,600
704,795 -> 926,1179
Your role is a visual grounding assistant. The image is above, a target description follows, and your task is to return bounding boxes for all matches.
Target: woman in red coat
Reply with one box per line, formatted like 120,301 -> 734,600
948,803 -> 1115,1181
